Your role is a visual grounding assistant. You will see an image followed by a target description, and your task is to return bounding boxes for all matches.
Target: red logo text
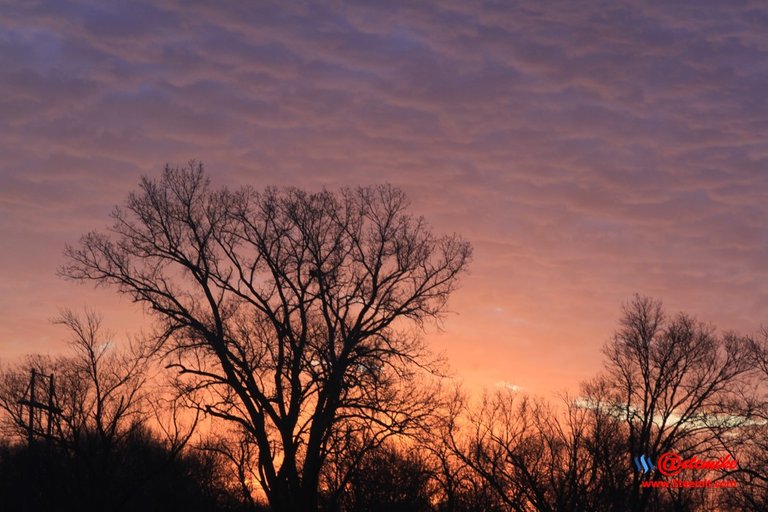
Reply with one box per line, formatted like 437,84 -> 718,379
657,452 -> 738,477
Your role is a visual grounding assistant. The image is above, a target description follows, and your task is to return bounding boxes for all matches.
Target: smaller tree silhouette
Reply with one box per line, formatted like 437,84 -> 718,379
0,309 -> 250,511
443,296 -> 756,512
323,441 -> 436,512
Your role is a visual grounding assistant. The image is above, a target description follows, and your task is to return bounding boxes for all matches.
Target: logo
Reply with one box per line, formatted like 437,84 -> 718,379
633,454 -> 655,474
656,452 -> 737,477
631,452 -> 739,489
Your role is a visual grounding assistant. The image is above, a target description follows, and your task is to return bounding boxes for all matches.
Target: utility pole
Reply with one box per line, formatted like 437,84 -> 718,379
28,369 -> 35,444
18,369 -> 61,445
47,374 -> 55,439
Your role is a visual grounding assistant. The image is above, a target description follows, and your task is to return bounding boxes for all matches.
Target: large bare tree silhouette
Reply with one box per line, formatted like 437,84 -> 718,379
61,164 -> 471,511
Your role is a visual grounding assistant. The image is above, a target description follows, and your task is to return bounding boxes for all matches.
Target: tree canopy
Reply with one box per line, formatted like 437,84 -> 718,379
61,164 -> 472,511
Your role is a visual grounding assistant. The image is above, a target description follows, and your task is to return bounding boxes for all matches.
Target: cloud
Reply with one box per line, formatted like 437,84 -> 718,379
495,381 -> 523,393
0,0 -> 766,394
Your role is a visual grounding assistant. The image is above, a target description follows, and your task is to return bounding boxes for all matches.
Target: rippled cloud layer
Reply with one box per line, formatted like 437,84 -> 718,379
1,1 -> 766,394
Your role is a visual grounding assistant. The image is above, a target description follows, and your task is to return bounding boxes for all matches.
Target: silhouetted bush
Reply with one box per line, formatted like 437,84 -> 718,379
0,427 -> 254,512
320,442 -> 435,512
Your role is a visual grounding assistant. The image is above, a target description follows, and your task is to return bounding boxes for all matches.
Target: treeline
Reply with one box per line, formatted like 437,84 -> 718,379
0,426 -> 248,512
0,311 -> 252,511
1,168 -> 766,511
2,296 -> 768,511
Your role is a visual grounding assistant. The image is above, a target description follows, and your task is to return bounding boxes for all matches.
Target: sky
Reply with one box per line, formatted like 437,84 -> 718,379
1,0 -> 767,398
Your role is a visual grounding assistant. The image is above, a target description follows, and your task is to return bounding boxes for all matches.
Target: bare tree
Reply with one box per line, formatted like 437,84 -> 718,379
719,329 -> 768,511
424,392 -> 504,512
61,164 -> 471,511
443,390 -> 530,511
328,440 -> 436,512
0,309 -> 151,451
599,295 -> 754,511
0,309 -> 163,510
56,309 -> 151,452
198,429 -> 261,510
444,390 -> 620,512
443,296 -> 756,512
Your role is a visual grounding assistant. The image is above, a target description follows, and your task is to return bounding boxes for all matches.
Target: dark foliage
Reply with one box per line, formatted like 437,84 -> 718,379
0,427 -> 253,512
320,442 -> 435,512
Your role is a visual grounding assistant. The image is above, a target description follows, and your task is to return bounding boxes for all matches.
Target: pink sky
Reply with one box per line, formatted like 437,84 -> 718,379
1,1 -> 767,398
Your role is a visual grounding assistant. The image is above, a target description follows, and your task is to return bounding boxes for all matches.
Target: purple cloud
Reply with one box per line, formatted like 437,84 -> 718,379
0,0 -> 766,394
